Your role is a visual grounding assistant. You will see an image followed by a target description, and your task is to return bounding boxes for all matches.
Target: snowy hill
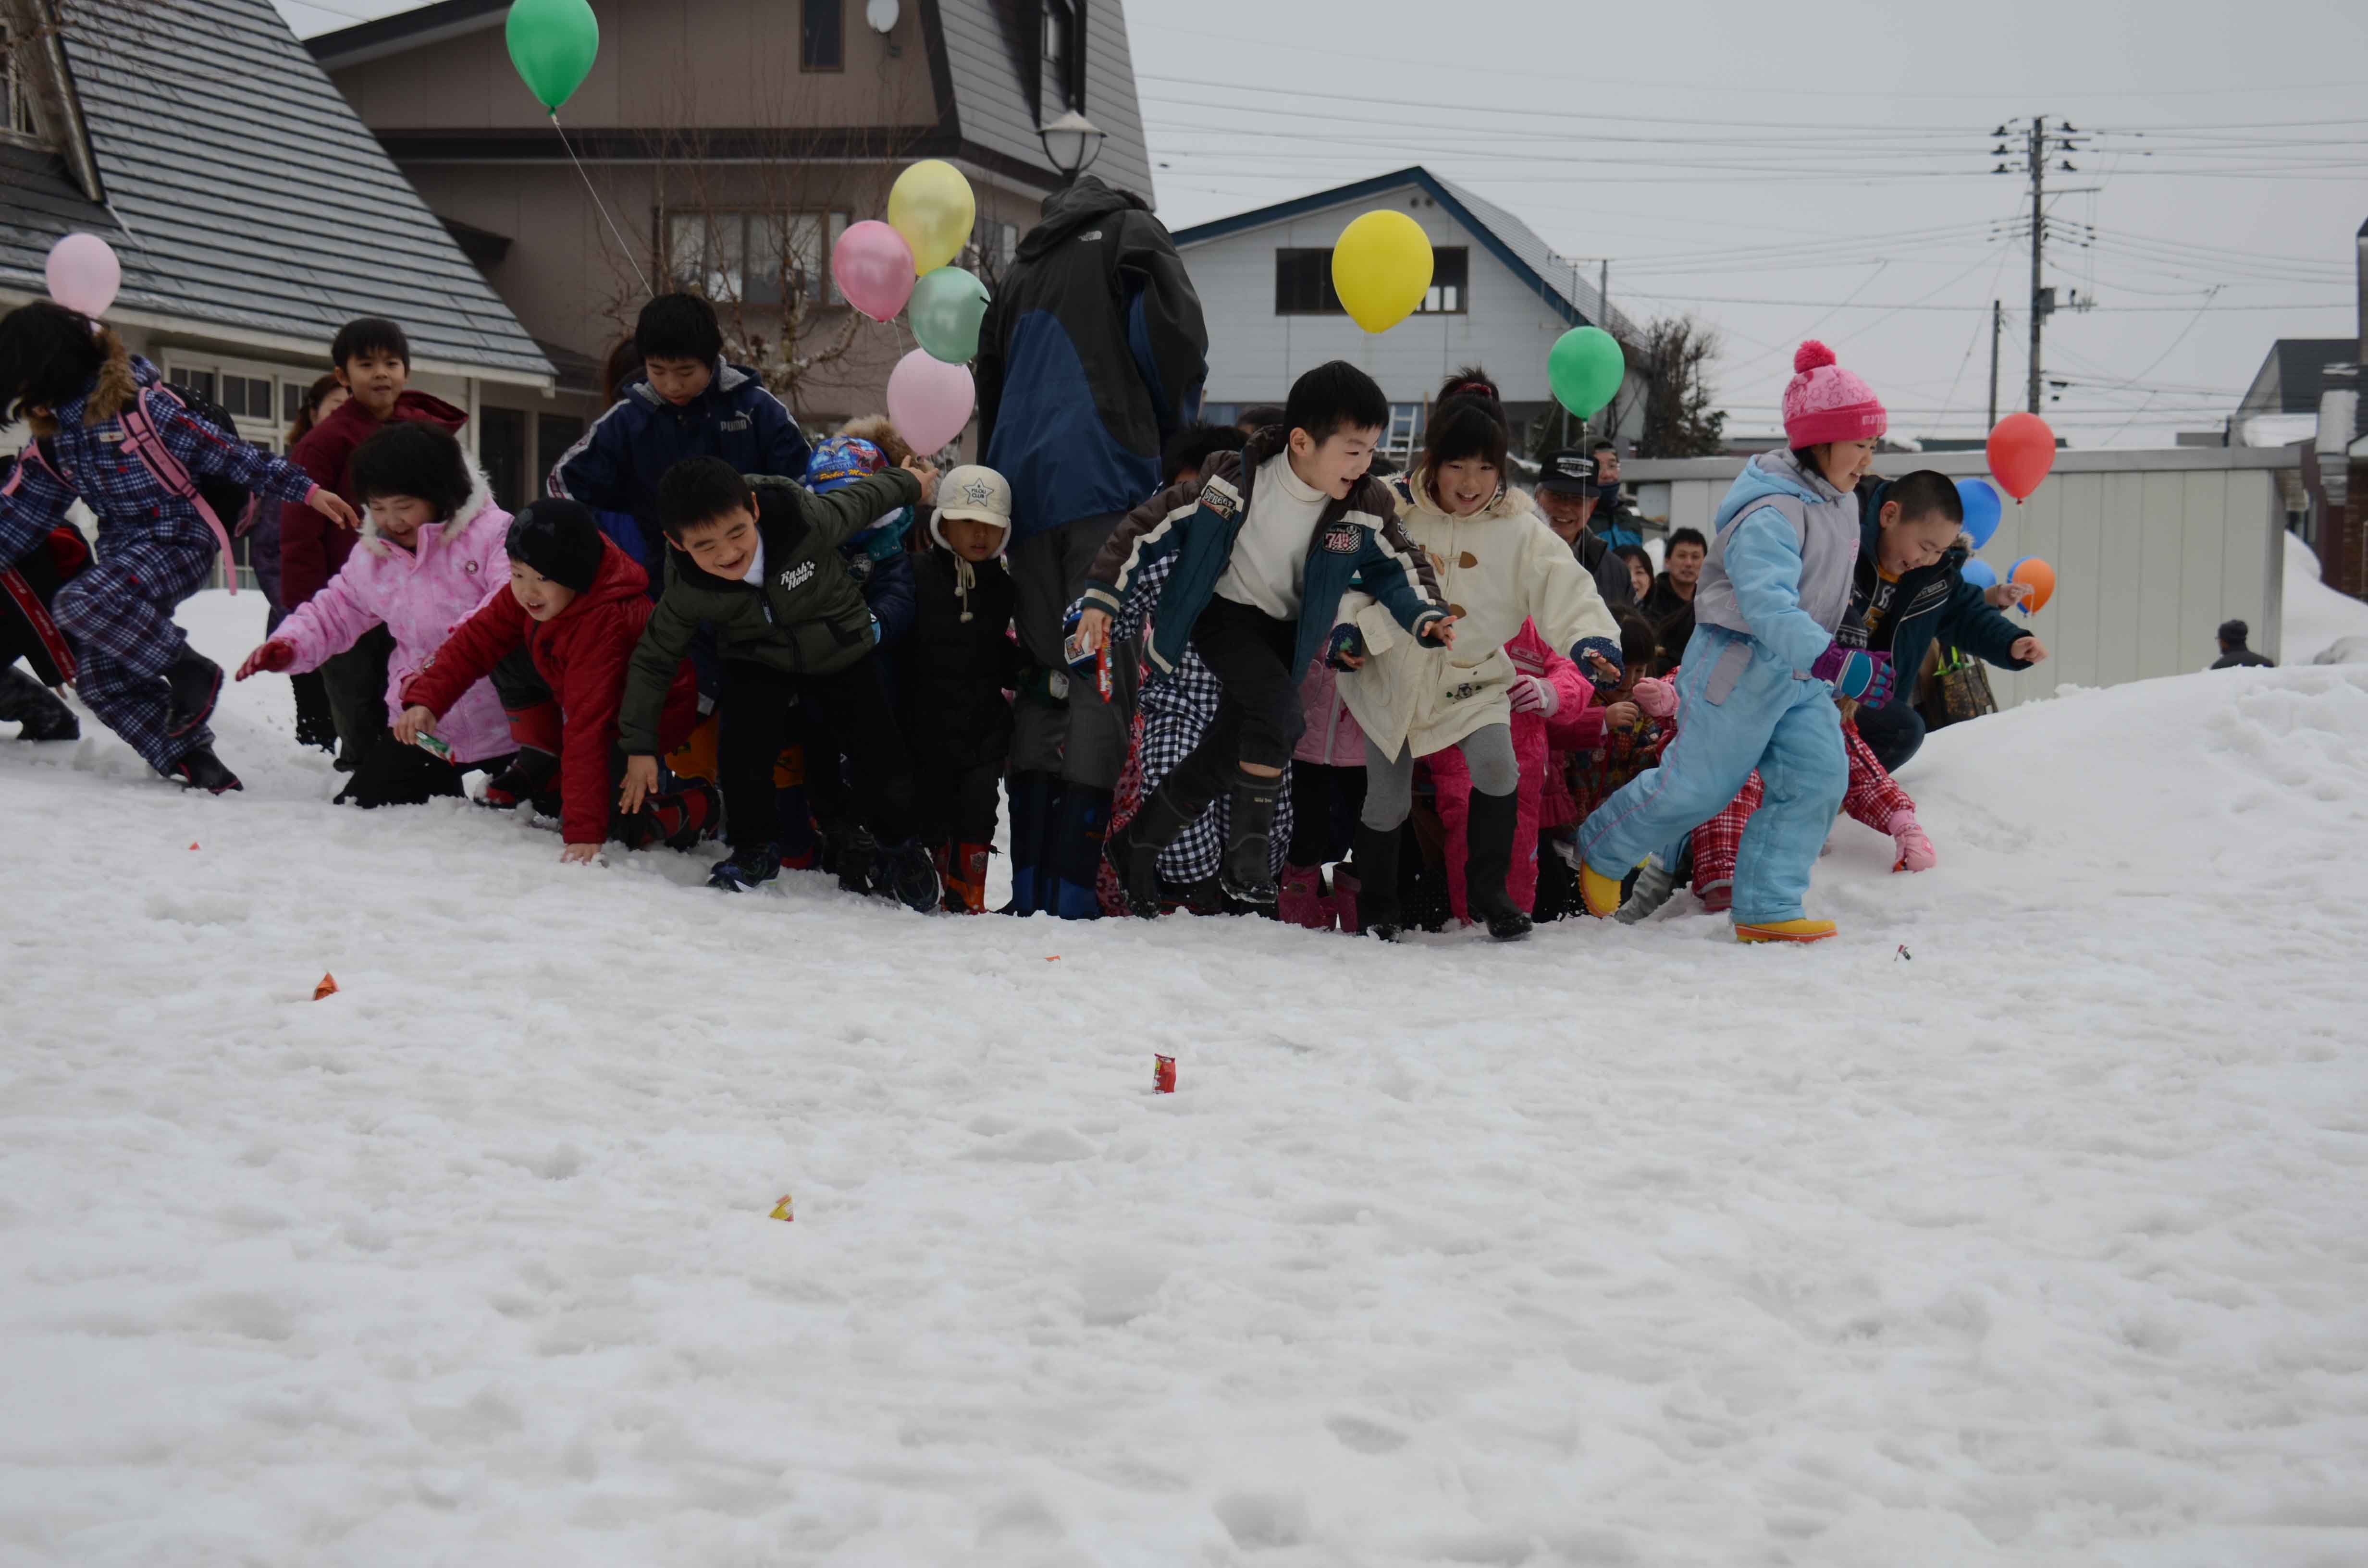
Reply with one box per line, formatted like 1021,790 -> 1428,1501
3,593 -> 2366,1565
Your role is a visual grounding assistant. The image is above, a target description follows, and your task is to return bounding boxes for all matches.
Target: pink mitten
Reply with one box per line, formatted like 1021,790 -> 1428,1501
1508,674 -> 1558,717
1891,812 -> 1937,872
1633,676 -> 1678,719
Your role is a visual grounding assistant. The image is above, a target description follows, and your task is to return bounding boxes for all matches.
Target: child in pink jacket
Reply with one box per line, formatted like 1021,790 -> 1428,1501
1278,654 -> 1369,929
235,422 -> 509,807
1422,620 -> 1590,925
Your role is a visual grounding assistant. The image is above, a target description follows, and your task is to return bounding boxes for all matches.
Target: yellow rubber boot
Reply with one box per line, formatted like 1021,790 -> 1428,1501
1734,918 -> 1838,944
1578,862 -> 1627,919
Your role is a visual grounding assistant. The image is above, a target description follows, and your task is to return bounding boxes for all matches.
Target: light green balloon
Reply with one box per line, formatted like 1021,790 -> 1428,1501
1548,325 -> 1625,419
909,266 -> 991,365
506,0 -> 599,112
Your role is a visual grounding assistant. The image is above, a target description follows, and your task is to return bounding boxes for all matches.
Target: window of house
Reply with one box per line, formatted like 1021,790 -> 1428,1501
536,413 -> 585,497
1274,249 -> 1344,316
667,210 -> 849,306
1041,0 -> 1076,112
801,0 -> 843,70
2,22 -> 43,142
480,407 -> 527,513
1417,247 -> 1469,314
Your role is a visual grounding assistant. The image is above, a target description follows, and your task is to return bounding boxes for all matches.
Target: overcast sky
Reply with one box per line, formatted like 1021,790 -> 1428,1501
274,0 -> 2368,447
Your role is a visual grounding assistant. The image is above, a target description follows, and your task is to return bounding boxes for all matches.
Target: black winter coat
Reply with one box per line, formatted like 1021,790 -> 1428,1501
903,547 -> 1022,769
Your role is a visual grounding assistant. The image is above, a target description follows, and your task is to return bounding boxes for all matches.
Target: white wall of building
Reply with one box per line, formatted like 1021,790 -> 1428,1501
1627,447 -> 2296,709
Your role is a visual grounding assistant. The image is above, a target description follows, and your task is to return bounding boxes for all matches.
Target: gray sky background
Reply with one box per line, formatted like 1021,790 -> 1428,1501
274,0 -> 2368,448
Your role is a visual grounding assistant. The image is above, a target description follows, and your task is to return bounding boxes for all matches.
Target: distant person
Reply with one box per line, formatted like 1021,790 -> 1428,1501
1614,544 -> 1653,603
1586,438 -> 1643,548
275,372 -> 348,750
974,172 -> 1209,919
1532,449 -> 1633,607
1234,405 -> 1283,436
2211,619 -> 2274,669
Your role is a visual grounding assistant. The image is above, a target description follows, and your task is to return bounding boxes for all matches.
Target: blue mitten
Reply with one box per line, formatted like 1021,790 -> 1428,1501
1326,623 -> 1369,671
1570,635 -> 1624,695
1810,642 -> 1895,704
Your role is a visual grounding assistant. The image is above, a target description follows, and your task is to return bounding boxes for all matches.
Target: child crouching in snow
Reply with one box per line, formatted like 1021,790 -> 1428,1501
1332,375 -> 1623,942
236,422 -> 507,808
0,303 -> 361,791
395,499 -> 710,862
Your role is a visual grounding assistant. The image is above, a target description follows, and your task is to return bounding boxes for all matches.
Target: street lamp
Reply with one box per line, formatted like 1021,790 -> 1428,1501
1037,110 -> 1106,184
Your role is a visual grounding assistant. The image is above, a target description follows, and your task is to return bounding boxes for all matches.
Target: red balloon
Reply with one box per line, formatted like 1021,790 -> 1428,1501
1986,412 -> 2056,503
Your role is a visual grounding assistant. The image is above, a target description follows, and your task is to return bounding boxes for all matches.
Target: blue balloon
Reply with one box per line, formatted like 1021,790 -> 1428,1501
1961,557 -> 1998,590
1956,478 -> 2003,550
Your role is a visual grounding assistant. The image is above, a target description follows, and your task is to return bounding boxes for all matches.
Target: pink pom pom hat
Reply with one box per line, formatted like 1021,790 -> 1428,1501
1781,340 -> 1887,447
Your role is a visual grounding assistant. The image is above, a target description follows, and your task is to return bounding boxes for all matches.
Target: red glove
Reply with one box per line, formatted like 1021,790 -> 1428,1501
235,640 -> 297,681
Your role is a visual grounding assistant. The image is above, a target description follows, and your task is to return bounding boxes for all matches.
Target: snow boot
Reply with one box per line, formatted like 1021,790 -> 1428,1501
622,778 -> 721,851
1050,785 -> 1112,920
1613,854 -> 1678,925
823,818 -> 878,896
944,840 -> 991,913
1349,822 -> 1405,940
1103,783 -> 1199,919
171,745 -> 242,794
0,666 -> 77,740
481,749 -> 559,811
878,837 -> 943,913
1734,918 -> 1837,944
164,649 -> 223,738
291,670 -> 336,752
1277,864 -> 1332,930
1218,774 -> 1282,906
1891,812 -> 1937,872
1005,770 -> 1059,915
1463,788 -> 1531,942
708,842 -> 783,892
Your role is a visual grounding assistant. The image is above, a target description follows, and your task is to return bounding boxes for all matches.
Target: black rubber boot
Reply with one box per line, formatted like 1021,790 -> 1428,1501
878,837 -> 944,913
290,670 -> 336,752
171,745 -> 242,794
1464,788 -> 1532,942
165,649 -> 223,738
480,747 -> 559,810
1103,783 -> 1201,919
1349,821 -> 1405,940
1218,773 -> 1283,905
0,666 -> 77,740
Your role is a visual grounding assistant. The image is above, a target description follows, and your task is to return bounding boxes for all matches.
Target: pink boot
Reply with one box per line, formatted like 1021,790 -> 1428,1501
1278,864 -> 1333,930
1891,812 -> 1937,872
1328,865 -> 1360,934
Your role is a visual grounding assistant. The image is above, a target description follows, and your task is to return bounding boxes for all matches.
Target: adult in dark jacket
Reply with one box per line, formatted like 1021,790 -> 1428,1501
975,173 -> 1209,918
2211,619 -> 2275,669
549,294 -> 813,574
1533,450 -> 1633,608
1849,471 -> 2047,771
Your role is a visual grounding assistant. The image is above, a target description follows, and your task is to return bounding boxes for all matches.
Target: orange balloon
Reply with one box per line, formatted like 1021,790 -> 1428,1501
1986,412 -> 2056,502
2008,557 -> 2055,614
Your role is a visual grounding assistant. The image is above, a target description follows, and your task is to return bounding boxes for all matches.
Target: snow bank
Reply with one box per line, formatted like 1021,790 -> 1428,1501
2,594 -> 2366,1565
2282,536 -> 2368,665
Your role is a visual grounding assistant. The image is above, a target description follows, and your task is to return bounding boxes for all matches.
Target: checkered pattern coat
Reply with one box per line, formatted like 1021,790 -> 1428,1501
1690,716 -> 1914,910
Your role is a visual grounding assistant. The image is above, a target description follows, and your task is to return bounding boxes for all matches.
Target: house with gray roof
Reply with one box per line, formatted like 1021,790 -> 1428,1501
1171,167 -> 1645,461
308,0 -> 1156,472
0,0 -> 551,498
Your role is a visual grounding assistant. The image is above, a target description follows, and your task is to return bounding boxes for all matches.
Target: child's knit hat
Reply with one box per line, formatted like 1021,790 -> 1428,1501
506,499 -> 604,593
1781,341 -> 1886,447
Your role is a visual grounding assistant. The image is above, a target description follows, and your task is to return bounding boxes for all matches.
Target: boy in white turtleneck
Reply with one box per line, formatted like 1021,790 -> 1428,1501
1072,360 -> 1453,916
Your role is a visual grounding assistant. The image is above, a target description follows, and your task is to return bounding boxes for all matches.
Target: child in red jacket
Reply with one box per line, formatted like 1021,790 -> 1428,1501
395,499 -> 709,862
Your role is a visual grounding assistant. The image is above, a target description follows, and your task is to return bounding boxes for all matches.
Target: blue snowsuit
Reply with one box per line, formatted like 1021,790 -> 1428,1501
1577,451 -> 1857,926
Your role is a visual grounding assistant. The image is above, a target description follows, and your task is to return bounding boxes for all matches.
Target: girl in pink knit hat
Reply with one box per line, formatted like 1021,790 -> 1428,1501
1569,341 -> 1895,943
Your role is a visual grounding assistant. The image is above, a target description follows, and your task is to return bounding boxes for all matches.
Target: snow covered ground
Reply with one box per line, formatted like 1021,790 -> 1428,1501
2282,539 -> 2368,666
3,591 -> 2366,1566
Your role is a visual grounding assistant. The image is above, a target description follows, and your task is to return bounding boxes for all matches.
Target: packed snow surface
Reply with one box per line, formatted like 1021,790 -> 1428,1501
3,593 -> 2366,1566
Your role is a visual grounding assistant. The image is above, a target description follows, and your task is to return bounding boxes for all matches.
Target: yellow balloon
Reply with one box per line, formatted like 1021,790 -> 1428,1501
1331,209 -> 1433,334
887,160 -> 976,277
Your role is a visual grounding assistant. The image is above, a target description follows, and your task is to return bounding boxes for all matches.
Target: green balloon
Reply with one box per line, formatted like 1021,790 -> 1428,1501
909,266 -> 992,365
506,0 -> 599,113
1548,325 -> 1625,419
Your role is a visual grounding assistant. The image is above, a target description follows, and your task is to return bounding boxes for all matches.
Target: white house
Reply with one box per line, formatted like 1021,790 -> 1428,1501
1172,167 -> 1645,459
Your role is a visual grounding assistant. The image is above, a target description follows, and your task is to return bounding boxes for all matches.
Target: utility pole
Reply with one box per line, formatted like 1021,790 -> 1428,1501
1987,299 -> 2002,429
1596,257 -> 1610,445
1994,116 -> 2091,417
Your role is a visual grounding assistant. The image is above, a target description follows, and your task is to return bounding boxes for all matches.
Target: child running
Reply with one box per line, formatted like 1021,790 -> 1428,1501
1332,373 -> 1624,940
395,498 -> 711,862
235,422 -> 510,807
0,303 -> 360,791
1075,360 -> 1451,915
1575,342 -> 1896,943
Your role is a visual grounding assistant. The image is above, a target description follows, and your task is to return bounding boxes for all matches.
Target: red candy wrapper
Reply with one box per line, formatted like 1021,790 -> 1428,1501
1063,628 -> 1114,702
1153,1055 -> 1176,1094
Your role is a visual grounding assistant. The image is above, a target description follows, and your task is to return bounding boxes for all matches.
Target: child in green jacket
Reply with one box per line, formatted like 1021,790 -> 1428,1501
617,454 -> 939,904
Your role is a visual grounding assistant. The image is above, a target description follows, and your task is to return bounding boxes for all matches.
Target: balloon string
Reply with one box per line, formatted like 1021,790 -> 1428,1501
552,111 -> 653,298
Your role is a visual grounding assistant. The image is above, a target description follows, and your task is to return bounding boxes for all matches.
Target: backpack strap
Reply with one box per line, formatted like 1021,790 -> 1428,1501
0,563 -> 75,684
120,384 -> 237,594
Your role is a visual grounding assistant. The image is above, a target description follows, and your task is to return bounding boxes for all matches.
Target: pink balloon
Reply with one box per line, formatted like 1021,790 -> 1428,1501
831,220 -> 915,323
45,232 -> 121,318
886,349 -> 975,454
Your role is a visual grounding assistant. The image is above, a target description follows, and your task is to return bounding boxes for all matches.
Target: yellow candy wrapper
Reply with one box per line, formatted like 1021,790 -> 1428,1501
768,1194 -> 794,1222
